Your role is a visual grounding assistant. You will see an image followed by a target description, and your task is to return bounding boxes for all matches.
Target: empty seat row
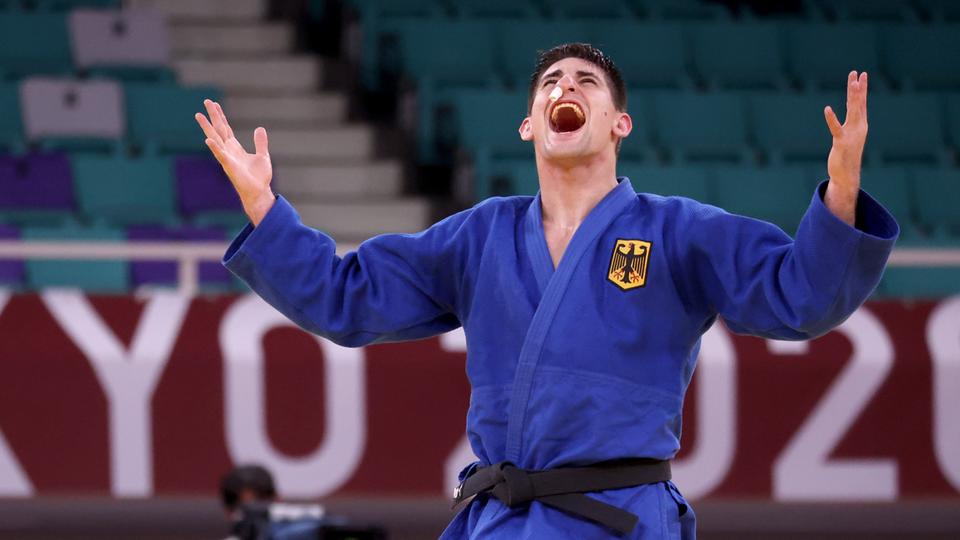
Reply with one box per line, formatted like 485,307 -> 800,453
479,160 -> 960,241
0,79 -> 222,153
0,221 -> 239,292
0,152 -> 243,229
0,9 -> 170,81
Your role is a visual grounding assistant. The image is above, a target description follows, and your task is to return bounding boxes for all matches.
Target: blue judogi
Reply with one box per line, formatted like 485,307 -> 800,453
224,178 -> 898,539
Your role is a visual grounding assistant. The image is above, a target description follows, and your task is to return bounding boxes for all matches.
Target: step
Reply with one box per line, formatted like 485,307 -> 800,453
174,57 -> 321,94
127,0 -> 265,22
293,198 -> 432,239
170,23 -> 292,58
226,94 -> 347,127
262,126 -> 376,162
274,162 -> 404,199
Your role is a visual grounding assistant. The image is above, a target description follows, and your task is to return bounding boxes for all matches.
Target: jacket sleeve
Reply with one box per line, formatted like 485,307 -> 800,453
222,195 -> 474,347
673,181 -> 899,340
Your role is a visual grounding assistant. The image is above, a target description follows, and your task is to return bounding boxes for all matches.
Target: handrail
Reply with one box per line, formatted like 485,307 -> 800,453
0,241 -> 956,296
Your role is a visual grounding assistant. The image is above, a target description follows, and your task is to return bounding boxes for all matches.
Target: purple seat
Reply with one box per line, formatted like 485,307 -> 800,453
0,223 -> 25,287
174,156 -> 242,217
126,224 -> 230,287
0,152 -> 75,224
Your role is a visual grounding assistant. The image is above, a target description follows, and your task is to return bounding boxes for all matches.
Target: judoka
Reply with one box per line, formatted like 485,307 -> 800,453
195,42 -> 898,539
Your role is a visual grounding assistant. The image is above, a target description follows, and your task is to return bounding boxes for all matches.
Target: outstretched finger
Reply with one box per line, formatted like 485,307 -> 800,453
195,112 -> 222,145
204,99 -> 229,142
858,71 -> 868,121
214,101 -> 236,141
845,70 -> 861,124
253,127 -> 269,157
824,106 -> 842,138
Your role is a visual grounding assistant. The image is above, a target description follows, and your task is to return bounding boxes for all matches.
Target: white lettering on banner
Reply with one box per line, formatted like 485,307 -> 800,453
0,291 -> 34,496
41,290 -> 189,498
439,328 -> 478,494
774,307 -> 898,501
220,295 -> 365,498
673,323 -> 737,499
928,296 -> 960,492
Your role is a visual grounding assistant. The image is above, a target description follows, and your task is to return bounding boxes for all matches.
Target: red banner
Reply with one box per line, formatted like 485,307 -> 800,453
0,291 -> 958,502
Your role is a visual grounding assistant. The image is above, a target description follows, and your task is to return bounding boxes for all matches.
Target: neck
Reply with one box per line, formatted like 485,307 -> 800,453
537,152 -> 619,230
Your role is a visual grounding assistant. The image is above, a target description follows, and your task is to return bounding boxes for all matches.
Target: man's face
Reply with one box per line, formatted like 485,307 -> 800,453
520,57 -> 631,163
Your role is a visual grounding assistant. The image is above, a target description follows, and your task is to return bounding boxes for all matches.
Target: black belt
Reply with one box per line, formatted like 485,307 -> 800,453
452,458 -> 671,535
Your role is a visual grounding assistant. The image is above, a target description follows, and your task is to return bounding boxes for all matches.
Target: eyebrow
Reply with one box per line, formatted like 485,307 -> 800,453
540,69 -> 602,85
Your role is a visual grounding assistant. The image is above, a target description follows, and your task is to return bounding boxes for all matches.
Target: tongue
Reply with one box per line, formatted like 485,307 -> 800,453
554,107 -> 584,133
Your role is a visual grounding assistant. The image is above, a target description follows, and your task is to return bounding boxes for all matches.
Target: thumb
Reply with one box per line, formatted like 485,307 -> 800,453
253,127 -> 269,157
824,106 -> 842,138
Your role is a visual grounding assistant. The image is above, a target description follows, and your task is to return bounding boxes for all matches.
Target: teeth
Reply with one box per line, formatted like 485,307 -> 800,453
550,102 -> 585,124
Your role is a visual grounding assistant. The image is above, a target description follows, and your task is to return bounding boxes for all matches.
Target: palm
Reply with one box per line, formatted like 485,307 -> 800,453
824,71 -> 868,191
195,99 -> 274,219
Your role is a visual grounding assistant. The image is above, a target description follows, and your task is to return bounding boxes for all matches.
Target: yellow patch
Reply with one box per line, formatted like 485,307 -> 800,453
606,239 -> 652,291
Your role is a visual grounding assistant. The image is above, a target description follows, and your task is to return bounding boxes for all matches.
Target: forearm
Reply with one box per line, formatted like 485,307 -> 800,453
823,176 -> 858,227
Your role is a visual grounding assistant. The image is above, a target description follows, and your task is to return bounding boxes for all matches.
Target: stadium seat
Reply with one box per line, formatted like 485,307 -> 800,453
712,166 -> 815,234
32,0 -> 121,9
22,223 -> 128,292
618,162 -> 713,203
945,93 -> 960,150
68,8 -> 173,81
629,0 -> 730,20
748,91 -> 839,164
816,0 -> 919,21
689,22 -> 788,90
492,21 -> 592,88
914,0 -> 960,22
0,83 -> 23,150
541,0 -> 633,19
588,22 -> 692,89
865,93 -> 946,165
71,154 -> 177,226
913,168 -> 960,237
617,88 -> 655,161
174,156 -> 245,230
19,77 -> 124,152
0,12 -> 72,79
485,157 -> 538,198
0,152 -> 76,226
125,82 -> 223,154
784,23 -> 881,92
882,25 -> 960,90
127,224 -> 231,289
452,0 -> 540,18
0,223 -> 25,288
651,91 -> 751,163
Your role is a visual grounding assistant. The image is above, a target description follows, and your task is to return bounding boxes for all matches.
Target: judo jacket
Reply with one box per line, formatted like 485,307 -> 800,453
224,178 -> 899,539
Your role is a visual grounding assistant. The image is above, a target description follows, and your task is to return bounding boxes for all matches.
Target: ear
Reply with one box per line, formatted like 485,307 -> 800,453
613,112 -> 632,138
519,117 -> 533,142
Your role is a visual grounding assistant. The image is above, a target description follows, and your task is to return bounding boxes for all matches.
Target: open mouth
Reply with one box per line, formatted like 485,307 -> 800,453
550,102 -> 586,133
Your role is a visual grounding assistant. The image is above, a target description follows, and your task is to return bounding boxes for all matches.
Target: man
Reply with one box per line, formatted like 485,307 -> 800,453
196,43 -> 897,539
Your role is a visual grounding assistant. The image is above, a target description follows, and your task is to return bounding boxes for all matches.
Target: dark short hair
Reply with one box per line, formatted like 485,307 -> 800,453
527,42 -> 627,113
220,464 -> 277,511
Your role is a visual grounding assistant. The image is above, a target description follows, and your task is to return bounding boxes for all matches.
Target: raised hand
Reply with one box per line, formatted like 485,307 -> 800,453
822,71 -> 868,226
195,99 -> 275,226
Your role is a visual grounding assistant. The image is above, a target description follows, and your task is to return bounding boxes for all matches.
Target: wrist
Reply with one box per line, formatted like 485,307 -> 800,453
244,189 -> 276,227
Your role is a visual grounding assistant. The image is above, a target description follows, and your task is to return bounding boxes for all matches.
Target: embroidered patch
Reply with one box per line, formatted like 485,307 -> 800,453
606,239 -> 651,290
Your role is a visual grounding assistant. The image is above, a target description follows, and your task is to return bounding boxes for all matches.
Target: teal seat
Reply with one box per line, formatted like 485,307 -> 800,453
453,0 -> 540,18
0,13 -> 71,78
860,167 -> 915,237
125,83 -> 223,154
819,0 -> 918,21
883,25 -> 960,90
748,91 -> 839,163
867,94 -> 945,165
617,88 -> 655,161
629,0 -> 730,20
588,22 -> 691,89
22,224 -> 128,292
913,168 -> 960,237
493,21 -> 592,88
712,166 -> 814,234
946,93 -> 960,150
618,162 -> 713,203
0,82 -> 23,150
652,92 -> 750,163
689,22 -> 787,90
71,154 -> 178,226
486,158 -> 538,198
914,0 -> 960,22
785,23 -> 881,92
541,0 -> 633,18
33,0 -> 120,9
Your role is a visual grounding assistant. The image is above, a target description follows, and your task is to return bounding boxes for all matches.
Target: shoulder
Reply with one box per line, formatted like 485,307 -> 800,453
631,191 -> 728,224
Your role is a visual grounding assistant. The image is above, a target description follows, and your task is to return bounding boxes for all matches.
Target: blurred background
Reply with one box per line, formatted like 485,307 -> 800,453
0,0 -> 958,538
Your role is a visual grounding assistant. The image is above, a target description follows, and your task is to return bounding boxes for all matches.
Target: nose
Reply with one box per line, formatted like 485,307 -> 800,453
558,73 -> 577,93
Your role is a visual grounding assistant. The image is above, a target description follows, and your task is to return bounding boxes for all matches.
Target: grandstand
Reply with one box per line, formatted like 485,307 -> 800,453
0,0 -> 958,539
